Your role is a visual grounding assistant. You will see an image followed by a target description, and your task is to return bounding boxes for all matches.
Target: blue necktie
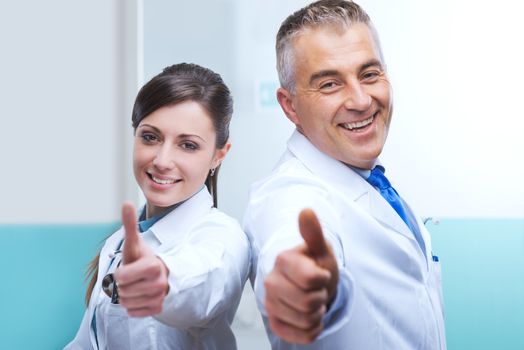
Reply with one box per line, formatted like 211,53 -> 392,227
367,166 -> 426,256
367,165 -> 426,256
366,166 -> 413,231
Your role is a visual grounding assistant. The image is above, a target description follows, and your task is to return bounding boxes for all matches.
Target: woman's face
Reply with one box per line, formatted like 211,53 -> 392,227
133,101 -> 229,217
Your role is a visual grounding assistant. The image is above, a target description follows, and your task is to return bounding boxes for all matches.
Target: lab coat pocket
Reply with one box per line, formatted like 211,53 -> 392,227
105,303 -> 131,349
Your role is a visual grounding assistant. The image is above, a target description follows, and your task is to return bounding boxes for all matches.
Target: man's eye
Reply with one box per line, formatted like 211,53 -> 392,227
319,81 -> 340,93
319,81 -> 338,90
362,71 -> 381,81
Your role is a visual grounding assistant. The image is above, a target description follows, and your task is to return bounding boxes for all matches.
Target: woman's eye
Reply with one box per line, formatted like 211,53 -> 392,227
181,142 -> 198,151
140,133 -> 158,143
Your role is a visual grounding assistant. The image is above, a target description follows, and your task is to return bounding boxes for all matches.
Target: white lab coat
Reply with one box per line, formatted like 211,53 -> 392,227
244,130 -> 446,350
65,187 -> 250,350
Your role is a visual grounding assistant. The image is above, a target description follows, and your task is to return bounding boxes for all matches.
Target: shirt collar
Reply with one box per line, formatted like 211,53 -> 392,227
138,204 -> 178,233
347,161 -> 383,180
137,185 -> 206,233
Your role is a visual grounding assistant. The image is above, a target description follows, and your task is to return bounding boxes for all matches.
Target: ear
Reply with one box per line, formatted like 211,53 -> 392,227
276,87 -> 301,126
212,141 -> 231,169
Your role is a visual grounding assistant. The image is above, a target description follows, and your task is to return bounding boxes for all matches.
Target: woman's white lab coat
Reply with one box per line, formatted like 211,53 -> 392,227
65,187 -> 250,350
244,130 -> 446,350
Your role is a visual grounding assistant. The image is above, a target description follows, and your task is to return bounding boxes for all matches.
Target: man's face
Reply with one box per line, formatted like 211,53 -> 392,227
278,23 -> 392,170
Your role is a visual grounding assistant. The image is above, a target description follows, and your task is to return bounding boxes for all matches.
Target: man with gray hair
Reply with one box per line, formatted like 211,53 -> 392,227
244,0 -> 446,348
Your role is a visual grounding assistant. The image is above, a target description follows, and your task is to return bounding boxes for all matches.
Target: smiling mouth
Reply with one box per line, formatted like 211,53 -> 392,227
147,173 -> 180,185
340,113 -> 376,131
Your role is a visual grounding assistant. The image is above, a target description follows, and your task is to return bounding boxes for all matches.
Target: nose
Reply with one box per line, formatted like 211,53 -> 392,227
152,145 -> 175,170
343,81 -> 372,112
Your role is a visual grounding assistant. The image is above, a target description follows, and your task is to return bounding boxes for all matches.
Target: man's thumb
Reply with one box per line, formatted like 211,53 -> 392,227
299,208 -> 329,258
122,201 -> 141,264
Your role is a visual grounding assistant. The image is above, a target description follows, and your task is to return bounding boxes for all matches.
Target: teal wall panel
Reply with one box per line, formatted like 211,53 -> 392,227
0,220 -> 523,349
429,219 -> 524,350
0,224 -> 118,349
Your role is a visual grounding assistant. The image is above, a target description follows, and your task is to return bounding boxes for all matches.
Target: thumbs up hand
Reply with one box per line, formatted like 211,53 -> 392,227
114,202 -> 169,317
298,208 -> 339,302
121,202 -> 142,264
264,208 -> 339,344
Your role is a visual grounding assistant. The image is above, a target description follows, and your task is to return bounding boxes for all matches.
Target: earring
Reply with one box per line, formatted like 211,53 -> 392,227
210,168 -> 216,177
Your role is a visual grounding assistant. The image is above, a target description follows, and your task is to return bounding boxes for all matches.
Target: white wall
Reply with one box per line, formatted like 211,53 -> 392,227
7,0 -> 519,224
361,0 -> 524,219
144,0 -> 524,223
0,0 -> 140,224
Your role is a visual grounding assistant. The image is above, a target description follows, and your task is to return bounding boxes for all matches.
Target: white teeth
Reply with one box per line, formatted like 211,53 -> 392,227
343,115 -> 374,130
151,175 -> 176,185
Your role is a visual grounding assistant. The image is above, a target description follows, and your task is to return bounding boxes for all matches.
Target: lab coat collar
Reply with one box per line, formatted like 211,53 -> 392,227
101,188 -> 213,252
287,130 -> 414,241
287,130 -> 367,201
147,186 -> 213,248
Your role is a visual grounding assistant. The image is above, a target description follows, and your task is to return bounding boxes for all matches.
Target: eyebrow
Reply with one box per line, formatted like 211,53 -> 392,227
361,59 -> 384,71
137,124 -> 207,143
137,124 -> 161,133
308,59 -> 384,85
179,133 -> 207,143
309,70 -> 340,85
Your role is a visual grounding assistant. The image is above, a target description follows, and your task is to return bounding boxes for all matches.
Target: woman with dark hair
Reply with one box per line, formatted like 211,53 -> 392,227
65,63 -> 250,349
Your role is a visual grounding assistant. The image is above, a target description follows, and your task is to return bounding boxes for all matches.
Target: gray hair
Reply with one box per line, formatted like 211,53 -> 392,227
276,0 -> 384,94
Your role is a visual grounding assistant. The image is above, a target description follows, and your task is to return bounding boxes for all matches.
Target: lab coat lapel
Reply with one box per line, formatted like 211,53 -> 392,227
87,228 -> 124,346
287,130 -> 414,241
147,187 -> 213,251
404,199 -> 431,259
287,130 -> 367,200
365,186 -> 415,240
98,228 -> 124,272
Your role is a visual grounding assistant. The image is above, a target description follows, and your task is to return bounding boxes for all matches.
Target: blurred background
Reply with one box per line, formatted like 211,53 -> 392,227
0,0 -> 523,349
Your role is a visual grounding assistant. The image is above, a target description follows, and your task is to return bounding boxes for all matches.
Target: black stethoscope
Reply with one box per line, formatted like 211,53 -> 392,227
101,240 -> 124,304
